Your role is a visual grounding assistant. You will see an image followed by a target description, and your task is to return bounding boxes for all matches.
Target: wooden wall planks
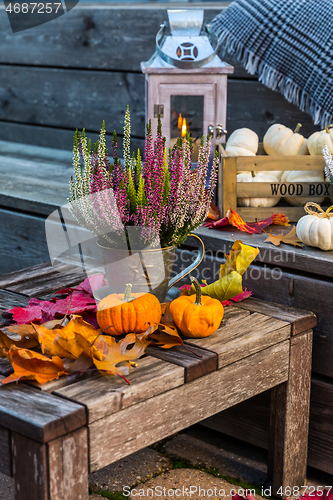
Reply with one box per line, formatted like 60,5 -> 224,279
0,209 -> 49,274
202,374 -> 333,475
0,5 -> 320,150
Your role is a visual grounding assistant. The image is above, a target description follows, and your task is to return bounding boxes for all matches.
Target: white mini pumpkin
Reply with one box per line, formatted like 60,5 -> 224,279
280,170 -> 325,206
308,125 -> 333,155
296,204 -> 333,250
263,123 -> 307,156
225,128 -> 259,156
237,171 -> 281,207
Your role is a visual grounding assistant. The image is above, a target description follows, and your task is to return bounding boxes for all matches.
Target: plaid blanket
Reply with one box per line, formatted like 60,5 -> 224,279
211,0 -> 333,127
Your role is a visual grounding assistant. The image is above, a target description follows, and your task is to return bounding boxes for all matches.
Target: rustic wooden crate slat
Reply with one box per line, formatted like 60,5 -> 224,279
237,182 -> 333,197
0,425 -> 11,476
0,380 -> 86,443
268,331 -> 312,492
54,356 -> 184,424
218,143 -> 327,222
89,341 -> 289,472
237,207 -> 306,222
187,313 -> 290,369
234,297 -> 317,336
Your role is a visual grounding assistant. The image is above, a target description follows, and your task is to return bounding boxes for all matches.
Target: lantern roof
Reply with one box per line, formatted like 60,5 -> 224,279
141,9 -> 234,75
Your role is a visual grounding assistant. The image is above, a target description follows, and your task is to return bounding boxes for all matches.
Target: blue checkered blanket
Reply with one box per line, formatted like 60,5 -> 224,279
211,0 -> 333,127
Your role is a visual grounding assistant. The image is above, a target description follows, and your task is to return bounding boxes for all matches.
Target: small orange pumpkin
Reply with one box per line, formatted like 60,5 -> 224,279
170,277 -> 224,338
96,283 -> 162,336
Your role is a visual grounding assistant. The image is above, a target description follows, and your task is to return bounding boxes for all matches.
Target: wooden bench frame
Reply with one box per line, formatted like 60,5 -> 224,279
0,263 -> 316,499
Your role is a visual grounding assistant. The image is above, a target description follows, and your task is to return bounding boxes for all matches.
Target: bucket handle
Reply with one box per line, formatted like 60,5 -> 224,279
167,234 -> 205,290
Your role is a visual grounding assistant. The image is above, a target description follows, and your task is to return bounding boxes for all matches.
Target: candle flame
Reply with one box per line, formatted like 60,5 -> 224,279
181,118 -> 187,137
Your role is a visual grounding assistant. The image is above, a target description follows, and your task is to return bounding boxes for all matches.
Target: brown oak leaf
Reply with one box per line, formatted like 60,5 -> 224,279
264,226 -> 302,247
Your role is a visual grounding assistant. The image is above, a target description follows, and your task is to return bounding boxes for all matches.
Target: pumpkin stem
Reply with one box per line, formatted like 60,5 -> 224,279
123,283 -> 133,302
191,277 -> 203,306
294,123 -> 302,134
326,124 -> 333,134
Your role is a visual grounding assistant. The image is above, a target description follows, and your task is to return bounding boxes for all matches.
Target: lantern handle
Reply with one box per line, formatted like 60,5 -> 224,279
156,22 -> 219,70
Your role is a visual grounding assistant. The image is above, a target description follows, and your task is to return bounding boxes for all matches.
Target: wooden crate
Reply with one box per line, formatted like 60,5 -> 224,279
218,143 -> 331,222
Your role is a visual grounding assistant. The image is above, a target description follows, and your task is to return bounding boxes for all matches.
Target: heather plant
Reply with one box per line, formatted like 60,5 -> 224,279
69,106 -> 218,249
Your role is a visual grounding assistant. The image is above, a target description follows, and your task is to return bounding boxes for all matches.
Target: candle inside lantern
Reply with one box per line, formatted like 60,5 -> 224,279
181,117 -> 187,137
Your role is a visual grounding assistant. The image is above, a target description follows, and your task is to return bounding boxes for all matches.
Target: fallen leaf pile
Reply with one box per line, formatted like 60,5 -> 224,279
264,226 -> 303,247
0,315 -> 148,385
1,240 -> 260,385
204,207 -> 290,234
4,274 -> 107,324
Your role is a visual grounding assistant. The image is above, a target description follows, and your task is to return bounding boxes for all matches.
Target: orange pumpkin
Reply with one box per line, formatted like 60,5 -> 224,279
170,277 -> 224,338
96,283 -> 162,336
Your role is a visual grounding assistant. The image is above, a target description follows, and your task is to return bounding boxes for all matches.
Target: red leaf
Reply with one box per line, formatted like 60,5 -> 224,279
204,208 -> 290,234
75,274 -> 108,295
4,276 -> 104,324
230,289 -> 253,302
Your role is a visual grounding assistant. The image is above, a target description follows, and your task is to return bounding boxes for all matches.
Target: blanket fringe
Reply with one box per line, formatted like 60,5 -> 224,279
215,28 -> 333,128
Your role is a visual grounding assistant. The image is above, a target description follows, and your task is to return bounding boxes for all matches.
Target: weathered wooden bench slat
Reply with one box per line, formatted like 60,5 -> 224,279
145,344 -> 217,383
89,341 -> 289,472
235,297 -> 317,336
188,313 -> 291,369
0,378 -> 86,443
0,262 -> 86,297
54,356 -> 184,424
12,427 -> 88,500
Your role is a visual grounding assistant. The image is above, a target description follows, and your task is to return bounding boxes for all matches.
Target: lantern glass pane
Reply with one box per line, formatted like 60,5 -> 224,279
170,94 -> 204,145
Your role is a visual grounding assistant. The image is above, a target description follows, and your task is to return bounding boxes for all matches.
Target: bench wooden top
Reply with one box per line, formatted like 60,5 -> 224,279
0,262 -> 316,473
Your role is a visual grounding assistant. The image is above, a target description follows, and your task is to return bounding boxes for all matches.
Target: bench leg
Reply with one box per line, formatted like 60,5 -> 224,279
12,427 -> 88,500
268,330 -> 312,497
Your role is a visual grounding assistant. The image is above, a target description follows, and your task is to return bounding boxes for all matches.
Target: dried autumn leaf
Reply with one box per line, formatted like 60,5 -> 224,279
1,346 -> 66,385
207,201 -> 220,221
91,333 -> 148,376
264,226 -> 302,247
34,315 -> 102,359
190,270 -> 243,302
0,324 -> 39,355
219,240 -> 259,277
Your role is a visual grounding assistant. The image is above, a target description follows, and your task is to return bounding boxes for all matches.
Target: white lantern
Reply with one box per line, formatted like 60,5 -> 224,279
141,9 -> 234,161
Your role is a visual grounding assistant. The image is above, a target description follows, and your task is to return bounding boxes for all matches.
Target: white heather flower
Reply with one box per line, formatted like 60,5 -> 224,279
323,145 -> 333,182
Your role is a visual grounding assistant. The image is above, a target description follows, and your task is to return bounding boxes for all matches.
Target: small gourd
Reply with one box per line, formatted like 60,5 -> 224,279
225,128 -> 259,156
169,277 -> 224,338
237,171 -> 281,208
280,170 -> 325,207
263,123 -> 307,156
96,283 -> 162,336
308,125 -> 333,155
296,203 -> 333,251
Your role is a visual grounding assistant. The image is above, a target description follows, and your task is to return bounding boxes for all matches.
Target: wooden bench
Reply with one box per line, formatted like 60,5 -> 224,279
0,263 -> 316,499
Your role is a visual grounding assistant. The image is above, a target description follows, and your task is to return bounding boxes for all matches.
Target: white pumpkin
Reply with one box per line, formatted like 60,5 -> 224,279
281,170 -> 325,206
237,171 -> 281,207
296,205 -> 333,250
308,125 -> 333,155
225,128 -> 259,156
263,123 -> 306,156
